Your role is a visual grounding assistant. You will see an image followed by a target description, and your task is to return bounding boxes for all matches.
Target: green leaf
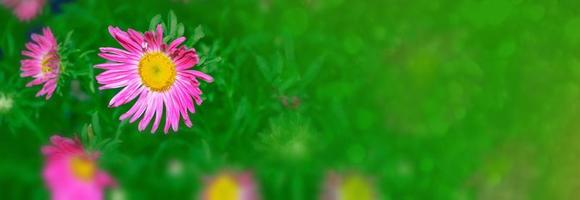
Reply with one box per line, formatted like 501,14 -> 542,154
79,50 -> 96,59
114,120 -> 127,140
273,52 -> 283,77
88,64 -> 96,93
191,25 -> 205,45
169,10 -> 178,39
149,14 -> 162,31
5,32 -> 14,56
87,124 -> 95,145
256,56 -> 272,81
301,56 -> 324,88
91,111 -> 101,137
64,31 -> 74,46
177,23 -> 185,38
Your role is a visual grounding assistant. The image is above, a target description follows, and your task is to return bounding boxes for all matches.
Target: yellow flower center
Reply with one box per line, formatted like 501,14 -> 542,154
339,175 -> 374,200
40,54 -> 55,74
70,156 -> 96,182
138,52 -> 177,92
208,174 -> 240,200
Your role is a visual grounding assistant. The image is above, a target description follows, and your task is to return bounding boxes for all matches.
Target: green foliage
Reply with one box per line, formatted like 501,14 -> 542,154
1,0 -> 579,199
149,11 -> 186,43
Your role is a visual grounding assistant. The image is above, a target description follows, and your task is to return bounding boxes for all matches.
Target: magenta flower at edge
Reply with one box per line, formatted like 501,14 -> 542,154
2,0 -> 46,21
95,24 -> 213,133
20,27 -> 60,99
42,135 -> 115,200
201,171 -> 260,200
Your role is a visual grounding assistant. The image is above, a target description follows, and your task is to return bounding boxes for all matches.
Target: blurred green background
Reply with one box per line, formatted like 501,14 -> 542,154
1,0 -> 580,199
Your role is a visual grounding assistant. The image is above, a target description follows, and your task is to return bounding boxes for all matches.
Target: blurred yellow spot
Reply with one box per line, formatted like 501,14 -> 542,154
40,54 -> 54,74
208,174 -> 240,200
340,175 -> 375,200
138,52 -> 176,92
70,156 -> 96,182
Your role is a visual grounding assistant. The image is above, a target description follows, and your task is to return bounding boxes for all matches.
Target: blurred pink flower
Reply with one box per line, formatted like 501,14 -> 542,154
95,24 -> 213,134
2,0 -> 45,21
42,135 -> 116,200
20,27 -> 60,99
320,172 -> 378,200
201,171 -> 260,200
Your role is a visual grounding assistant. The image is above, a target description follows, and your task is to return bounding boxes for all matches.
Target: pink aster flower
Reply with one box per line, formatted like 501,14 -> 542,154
320,172 -> 378,200
201,171 -> 260,200
42,135 -> 116,200
20,27 -> 60,99
95,24 -> 213,133
2,0 -> 45,21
